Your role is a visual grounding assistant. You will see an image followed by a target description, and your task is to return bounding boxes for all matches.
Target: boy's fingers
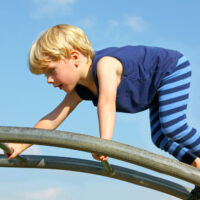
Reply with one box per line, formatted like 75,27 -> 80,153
4,153 -> 10,158
3,147 -> 14,158
5,147 -> 18,160
102,156 -> 108,161
100,156 -> 108,161
92,153 -> 101,161
92,153 -> 108,161
8,153 -> 17,160
96,154 -> 108,161
92,153 -> 98,160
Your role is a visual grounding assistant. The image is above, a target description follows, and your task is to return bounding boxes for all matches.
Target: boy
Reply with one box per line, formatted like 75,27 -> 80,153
5,24 -> 200,168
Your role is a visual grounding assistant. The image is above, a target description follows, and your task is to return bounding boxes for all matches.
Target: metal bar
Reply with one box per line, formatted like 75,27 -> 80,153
101,161 -> 113,173
0,154 -> 191,199
0,126 -> 200,186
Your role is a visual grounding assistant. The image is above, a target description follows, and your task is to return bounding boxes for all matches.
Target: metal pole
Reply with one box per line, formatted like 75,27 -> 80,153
0,154 -> 191,199
0,126 -> 200,186
101,161 -> 113,173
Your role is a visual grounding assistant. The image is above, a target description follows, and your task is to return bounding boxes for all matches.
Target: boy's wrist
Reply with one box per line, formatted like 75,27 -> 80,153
100,133 -> 113,140
101,136 -> 112,140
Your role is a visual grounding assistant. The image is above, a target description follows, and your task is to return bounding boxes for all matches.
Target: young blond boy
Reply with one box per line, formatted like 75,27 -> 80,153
5,24 -> 200,168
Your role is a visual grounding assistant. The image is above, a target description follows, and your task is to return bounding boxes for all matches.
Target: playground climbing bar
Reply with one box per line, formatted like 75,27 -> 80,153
0,126 -> 200,199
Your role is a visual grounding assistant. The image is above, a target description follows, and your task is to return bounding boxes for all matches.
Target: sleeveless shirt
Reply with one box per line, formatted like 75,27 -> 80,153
75,45 -> 183,113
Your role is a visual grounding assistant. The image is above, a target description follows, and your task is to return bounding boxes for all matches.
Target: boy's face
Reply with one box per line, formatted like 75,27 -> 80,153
44,58 -> 79,93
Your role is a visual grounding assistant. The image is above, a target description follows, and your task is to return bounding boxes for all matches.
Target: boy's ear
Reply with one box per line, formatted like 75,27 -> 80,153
70,50 -> 80,67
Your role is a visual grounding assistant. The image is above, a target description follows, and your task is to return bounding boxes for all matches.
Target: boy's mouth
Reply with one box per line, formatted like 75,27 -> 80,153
58,84 -> 63,90
54,84 -> 63,90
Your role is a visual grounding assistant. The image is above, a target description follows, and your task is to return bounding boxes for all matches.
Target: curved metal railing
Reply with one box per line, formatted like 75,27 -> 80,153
0,126 -> 200,199
0,155 -> 191,199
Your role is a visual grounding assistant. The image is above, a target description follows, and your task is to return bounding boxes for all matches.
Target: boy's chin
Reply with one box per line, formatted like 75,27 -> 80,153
63,86 -> 73,93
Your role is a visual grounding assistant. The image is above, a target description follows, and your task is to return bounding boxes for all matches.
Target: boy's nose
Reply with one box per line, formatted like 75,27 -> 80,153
47,76 -> 54,84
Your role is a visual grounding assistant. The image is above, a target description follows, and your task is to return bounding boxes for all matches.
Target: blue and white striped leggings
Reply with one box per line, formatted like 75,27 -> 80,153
150,56 -> 200,164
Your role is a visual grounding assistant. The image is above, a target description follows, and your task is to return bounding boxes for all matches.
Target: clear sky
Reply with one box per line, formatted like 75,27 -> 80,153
1,0 -> 200,199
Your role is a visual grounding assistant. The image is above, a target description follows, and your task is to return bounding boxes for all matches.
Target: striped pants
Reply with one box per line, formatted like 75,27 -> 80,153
150,56 -> 200,164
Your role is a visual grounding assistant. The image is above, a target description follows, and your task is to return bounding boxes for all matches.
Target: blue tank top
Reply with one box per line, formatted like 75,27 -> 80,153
75,45 -> 183,113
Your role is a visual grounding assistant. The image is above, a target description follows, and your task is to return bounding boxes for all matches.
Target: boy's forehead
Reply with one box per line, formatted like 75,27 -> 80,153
43,60 -> 61,73
45,61 -> 58,69
47,62 -> 55,68
48,60 -> 63,67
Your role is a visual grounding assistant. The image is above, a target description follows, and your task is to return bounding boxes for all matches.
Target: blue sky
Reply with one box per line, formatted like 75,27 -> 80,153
1,0 -> 200,199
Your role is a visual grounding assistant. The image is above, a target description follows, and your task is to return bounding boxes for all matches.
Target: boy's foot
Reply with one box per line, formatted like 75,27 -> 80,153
187,186 -> 200,200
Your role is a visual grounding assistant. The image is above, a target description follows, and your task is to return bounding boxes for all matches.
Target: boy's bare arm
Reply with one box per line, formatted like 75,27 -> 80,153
92,57 -> 121,161
34,89 -> 82,130
5,89 -> 82,160
97,56 -> 122,140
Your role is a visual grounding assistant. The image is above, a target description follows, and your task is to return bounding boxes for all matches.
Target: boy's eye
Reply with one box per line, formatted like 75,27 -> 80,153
49,69 -> 54,74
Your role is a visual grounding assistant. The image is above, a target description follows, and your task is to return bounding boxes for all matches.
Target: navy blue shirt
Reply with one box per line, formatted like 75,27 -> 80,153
75,45 -> 183,113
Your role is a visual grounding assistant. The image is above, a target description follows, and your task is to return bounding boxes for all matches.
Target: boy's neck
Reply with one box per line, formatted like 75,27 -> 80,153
78,58 -> 97,96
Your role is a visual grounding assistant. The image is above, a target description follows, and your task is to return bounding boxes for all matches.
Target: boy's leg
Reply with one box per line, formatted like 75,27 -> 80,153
149,97 -> 196,164
150,100 -> 171,150
156,56 -> 200,164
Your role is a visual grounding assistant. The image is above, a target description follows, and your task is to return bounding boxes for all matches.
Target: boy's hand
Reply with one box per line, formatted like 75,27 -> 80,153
4,143 -> 32,160
92,153 -> 108,161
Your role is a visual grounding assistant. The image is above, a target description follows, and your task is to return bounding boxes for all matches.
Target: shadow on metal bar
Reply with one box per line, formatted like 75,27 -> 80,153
0,126 -> 200,199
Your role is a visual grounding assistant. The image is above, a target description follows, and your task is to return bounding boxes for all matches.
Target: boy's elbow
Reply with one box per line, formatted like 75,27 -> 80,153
98,95 -> 116,110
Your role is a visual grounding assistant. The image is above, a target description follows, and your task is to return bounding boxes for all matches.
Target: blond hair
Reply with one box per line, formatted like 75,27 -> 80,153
29,24 -> 94,74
